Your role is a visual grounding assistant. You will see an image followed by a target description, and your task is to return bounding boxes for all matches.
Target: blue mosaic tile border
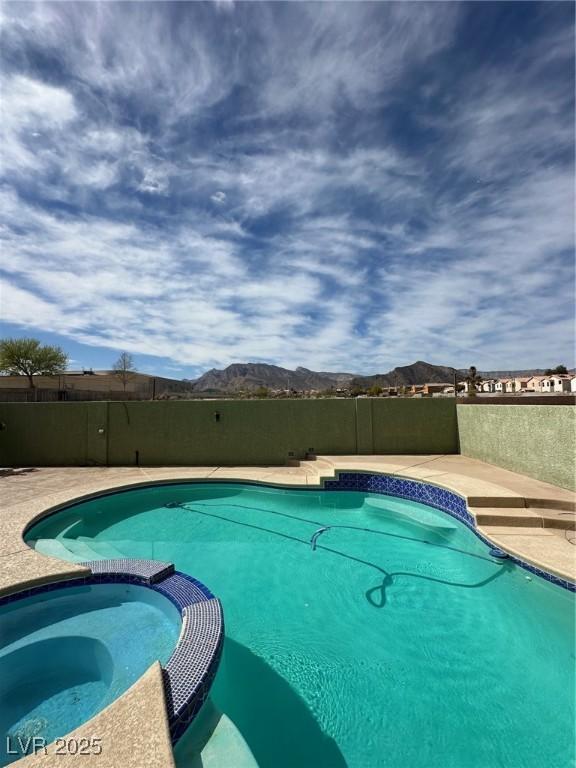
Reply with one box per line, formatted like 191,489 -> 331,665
154,572 -> 216,610
82,558 -> 174,583
163,597 -> 224,742
0,559 -> 224,743
0,575 -> 89,606
323,471 -> 575,592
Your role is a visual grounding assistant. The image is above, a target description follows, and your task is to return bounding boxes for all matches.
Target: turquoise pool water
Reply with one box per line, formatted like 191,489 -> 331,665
0,582 -> 180,766
27,483 -> 575,768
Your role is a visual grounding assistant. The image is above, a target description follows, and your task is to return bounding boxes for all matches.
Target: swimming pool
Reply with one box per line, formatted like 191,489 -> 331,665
0,582 -> 180,766
26,482 -> 575,768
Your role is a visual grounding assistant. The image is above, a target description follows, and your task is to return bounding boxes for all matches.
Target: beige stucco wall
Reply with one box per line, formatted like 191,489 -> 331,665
0,373 -> 152,393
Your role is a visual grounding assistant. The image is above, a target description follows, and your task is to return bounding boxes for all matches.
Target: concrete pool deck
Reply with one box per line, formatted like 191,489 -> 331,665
1,456 -> 574,767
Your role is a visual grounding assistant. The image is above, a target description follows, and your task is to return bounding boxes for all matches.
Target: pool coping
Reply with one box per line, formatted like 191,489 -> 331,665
0,558 -> 224,749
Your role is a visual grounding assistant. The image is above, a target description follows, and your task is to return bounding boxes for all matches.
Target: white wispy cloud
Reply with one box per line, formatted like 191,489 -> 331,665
0,1 -> 573,373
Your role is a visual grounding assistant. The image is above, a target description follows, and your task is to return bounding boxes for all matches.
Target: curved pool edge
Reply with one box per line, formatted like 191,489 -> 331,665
1,560 -> 224,767
323,471 -> 576,590
19,471 -> 576,591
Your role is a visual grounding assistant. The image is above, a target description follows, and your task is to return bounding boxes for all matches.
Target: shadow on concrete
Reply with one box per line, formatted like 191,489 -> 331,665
0,467 -> 38,478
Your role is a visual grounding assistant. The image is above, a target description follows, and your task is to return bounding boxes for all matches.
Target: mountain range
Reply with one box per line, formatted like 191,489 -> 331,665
189,361 -> 463,392
186,362 -> 563,393
189,363 -> 355,392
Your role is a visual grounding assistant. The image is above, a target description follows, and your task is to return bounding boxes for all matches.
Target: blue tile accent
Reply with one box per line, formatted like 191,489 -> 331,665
0,559 -> 225,742
83,558 -> 174,584
322,471 -> 575,592
163,598 -> 224,742
0,576 -> 90,606
155,572 -> 216,611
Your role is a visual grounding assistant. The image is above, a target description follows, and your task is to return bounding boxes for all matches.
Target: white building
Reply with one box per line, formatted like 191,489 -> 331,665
481,380 -> 496,393
462,380 -> 483,394
542,375 -> 572,393
553,375 -> 574,392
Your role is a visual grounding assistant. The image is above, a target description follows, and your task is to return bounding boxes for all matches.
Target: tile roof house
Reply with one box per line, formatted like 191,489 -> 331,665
525,375 -> 548,391
541,375 -> 573,393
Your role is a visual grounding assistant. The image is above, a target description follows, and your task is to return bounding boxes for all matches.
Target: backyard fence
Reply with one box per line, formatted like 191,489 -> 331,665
0,399 -> 573,490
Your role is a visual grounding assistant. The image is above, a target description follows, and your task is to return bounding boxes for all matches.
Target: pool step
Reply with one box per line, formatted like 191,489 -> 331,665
525,498 -> 576,512
536,508 -> 576,531
32,538 -> 86,563
472,507 -> 576,530
95,539 -> 163,560
77,537 -> 128,559
61,538 -> 106,561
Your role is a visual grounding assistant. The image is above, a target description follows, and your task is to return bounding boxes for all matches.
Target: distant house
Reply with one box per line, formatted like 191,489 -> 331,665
511,377 -> 531,392
541,375 -> 573,393
551,375 -> 573,393
494,379 -> 509,393
504,378 -> 531,393
571,377 -> 576,393
525,376 -> 547,391
480,380 -> 496,393
501,377 -> 532,393
422,382 -> 453,395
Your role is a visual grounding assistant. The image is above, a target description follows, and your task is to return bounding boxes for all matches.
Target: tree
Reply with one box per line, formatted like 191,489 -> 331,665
113,352 -> 136,392
368,385 -> 383,397
545,364 -> 567,375
465,365 -> 482,397
254,386 -> 269,399
0,338 -> 68,389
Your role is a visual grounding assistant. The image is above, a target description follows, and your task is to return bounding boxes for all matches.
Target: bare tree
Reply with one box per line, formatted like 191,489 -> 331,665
113,352 -> 136,392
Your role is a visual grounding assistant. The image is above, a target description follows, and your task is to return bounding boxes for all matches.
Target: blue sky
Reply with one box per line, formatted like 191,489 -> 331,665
0,1 -> 574,378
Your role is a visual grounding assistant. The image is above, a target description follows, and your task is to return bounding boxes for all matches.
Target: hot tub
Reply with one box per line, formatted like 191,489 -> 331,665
0,581 -> 181,765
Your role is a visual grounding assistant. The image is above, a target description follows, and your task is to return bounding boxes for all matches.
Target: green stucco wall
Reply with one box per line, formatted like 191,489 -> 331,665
1,401 -> 572,489
0,402 -> 108,466
457,404 -> 576,491
106,400 -> 359,465
369,398 -> 458,454
0,398 -> 457,467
